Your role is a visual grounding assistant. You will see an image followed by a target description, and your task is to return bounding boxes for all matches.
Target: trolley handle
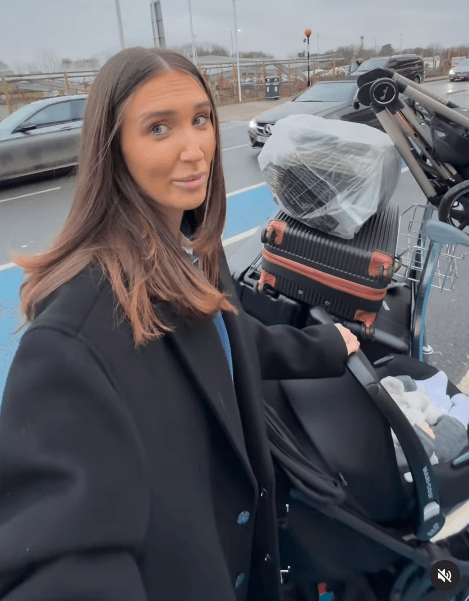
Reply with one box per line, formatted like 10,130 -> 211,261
341,319 -> 409,354
424,220 -> 469,247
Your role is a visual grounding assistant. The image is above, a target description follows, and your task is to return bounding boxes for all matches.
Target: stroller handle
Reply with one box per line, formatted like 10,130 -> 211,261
310,306 -> 446,541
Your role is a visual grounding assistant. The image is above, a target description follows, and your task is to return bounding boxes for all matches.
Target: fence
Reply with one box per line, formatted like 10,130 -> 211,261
1,71 -> 96,114
199,56 -> 347,106
0,55 -> 347,114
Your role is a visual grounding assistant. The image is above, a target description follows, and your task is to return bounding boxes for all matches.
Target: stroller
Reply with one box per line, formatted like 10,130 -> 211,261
229,69 -> 469,601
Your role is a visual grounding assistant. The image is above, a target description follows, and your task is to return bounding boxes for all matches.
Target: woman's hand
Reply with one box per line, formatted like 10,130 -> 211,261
334,323 -> 360,356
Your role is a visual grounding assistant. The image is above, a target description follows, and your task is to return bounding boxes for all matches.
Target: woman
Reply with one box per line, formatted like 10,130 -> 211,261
0,47 -> 358,601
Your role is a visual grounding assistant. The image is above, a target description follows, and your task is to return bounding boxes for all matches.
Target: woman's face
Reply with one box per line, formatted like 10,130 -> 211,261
120,70 -> 216,238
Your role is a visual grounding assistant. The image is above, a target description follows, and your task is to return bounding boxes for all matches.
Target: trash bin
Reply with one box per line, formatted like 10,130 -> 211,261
265,76 -> 280,100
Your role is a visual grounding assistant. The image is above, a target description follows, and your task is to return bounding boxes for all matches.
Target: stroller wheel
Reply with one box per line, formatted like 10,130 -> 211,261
438,181 -> 469,231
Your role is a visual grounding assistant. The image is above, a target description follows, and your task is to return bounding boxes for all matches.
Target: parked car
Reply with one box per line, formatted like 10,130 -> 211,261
247,79 -> 380,148
351,54 -> 425,84
0,94 -> 87,184
449,58 -> 469,81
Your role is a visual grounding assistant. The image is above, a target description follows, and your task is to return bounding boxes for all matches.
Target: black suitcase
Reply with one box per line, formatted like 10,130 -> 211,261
257,204 -> 399,333
229,215 -> 410,363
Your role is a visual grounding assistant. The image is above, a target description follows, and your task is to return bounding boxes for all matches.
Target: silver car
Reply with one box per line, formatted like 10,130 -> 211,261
449,58 -> 469,81
0,94 -> 87,184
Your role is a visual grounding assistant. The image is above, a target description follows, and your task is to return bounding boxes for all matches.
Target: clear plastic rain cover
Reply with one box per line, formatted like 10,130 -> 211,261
258,114 -> 402,239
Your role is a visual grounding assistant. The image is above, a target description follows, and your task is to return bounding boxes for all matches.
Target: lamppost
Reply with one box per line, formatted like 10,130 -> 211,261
230,29 -> 240,57
187,0 -> 197,66
193,34 -> 198,65
304,29 -> 312,87
114,0 -> 125,50
232,0 -> 242,102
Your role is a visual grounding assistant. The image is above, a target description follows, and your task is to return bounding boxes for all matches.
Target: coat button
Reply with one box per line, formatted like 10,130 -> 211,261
234,573 -> 245,588
237,511 -> 250,525
260,488 -> 268,498
264,554 -> 272,562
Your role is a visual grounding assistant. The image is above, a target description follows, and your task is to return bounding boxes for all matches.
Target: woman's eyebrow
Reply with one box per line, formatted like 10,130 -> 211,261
139,101 -> 211,124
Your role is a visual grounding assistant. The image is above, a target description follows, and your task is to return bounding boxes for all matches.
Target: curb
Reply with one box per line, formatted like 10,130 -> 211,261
457,371 -> 469,395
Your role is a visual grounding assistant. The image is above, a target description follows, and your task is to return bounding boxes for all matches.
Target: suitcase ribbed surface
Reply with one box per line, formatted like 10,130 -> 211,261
261,204 -> 399,322
267,204 -> 398,284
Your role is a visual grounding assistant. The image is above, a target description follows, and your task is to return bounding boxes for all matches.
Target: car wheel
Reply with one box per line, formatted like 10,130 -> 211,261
413,75 -> 421,84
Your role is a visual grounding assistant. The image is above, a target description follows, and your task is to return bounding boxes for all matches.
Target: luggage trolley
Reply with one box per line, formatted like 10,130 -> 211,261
229,71 -> 469,601
269,74 -> 469,601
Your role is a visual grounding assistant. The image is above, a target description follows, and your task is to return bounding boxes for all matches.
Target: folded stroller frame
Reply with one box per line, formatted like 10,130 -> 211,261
356,68 -> 469,214
355,68 -> 469,362
261,71 -> 469,601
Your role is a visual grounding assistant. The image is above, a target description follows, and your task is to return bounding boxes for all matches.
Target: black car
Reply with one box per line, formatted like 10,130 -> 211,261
351,55 -> 425,83
248,79 -> 380,148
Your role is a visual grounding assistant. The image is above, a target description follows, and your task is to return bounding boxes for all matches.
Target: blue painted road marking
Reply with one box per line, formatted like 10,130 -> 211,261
225,184 -> 277,238
0,267 -> 24,398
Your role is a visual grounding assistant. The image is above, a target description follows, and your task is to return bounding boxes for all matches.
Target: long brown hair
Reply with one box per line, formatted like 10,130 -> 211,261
12,47 -> 238,347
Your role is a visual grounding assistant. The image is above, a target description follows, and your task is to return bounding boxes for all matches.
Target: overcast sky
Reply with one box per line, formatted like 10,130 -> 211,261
2,0 -> 468,69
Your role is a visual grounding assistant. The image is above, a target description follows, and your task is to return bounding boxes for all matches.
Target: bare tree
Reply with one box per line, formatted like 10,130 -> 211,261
239,51 -> 274,59
198,43 -> 230,57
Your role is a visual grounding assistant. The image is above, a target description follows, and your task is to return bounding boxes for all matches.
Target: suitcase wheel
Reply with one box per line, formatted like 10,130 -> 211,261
255,281 -> 274,296
255,281 -> 266,295
260,227 -> 276,245
377,264 -> 394,281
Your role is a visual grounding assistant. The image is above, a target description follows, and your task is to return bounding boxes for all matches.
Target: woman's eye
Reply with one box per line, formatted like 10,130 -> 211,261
195,113 -> 211,125
151,123 -> 168,135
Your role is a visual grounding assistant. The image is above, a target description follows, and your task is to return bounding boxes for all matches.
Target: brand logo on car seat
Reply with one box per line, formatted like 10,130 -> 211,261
426,522 -> 440,538
423,466 -> 433,499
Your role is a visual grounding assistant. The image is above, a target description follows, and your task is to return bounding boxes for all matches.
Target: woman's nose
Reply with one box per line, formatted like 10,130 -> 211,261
179,131 -> 205,160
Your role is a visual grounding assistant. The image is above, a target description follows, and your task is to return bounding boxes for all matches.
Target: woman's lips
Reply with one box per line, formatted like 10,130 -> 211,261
173,174 -> 207,190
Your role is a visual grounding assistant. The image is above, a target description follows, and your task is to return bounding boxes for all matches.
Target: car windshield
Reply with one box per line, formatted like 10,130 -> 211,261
294,82 -> 357,103
0,103 -> 41,131
457,59 -> 469,66
355,58 -> 389,72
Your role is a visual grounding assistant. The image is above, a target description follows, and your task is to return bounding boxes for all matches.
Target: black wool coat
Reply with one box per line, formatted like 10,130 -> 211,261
0,251 -> 348,601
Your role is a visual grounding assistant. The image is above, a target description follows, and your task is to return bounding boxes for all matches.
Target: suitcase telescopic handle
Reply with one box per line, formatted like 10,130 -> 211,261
309,306 -> 446,541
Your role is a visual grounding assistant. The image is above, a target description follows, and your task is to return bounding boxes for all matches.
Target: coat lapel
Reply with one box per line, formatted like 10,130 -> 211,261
218,253 -> 276,489
166,311 -> 257,488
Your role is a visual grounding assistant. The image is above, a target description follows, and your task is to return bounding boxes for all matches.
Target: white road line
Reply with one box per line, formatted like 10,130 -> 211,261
0,186 -> 61,204
220,122 -> 248,129
226,182 -> 266,198
223,227 -> 259,246
222,143 -> 250,152
0,262 -> 16,271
